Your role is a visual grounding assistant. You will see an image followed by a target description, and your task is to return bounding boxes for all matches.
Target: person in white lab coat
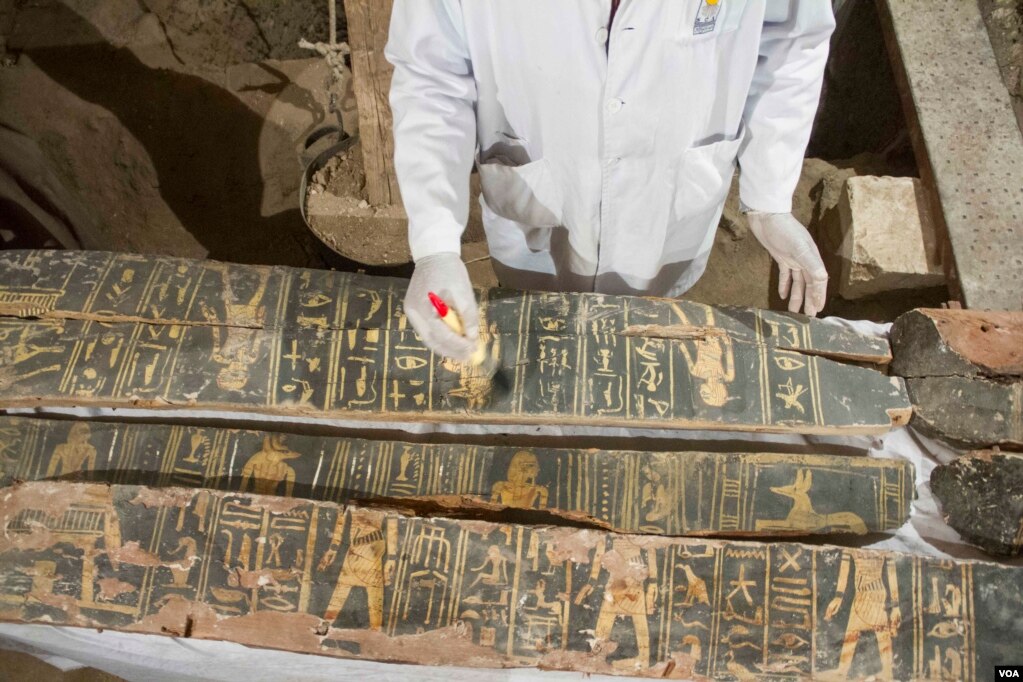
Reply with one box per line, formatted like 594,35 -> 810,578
388,1 -> 835,361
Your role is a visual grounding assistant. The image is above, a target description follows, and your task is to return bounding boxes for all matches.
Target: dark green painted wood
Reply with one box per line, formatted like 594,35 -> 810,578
908,376 -> 1023,449
0,482 -> 1019,679
0,250 -> 893,361
0,416 -> 912,537
932,451 -> 1023,557
0,251 -> 910,434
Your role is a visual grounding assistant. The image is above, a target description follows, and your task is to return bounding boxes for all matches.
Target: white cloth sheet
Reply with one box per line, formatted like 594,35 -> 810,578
2,317 -> 1018,681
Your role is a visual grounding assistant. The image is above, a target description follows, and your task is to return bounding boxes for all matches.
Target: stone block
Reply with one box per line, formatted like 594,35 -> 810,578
824,176 -> 945,299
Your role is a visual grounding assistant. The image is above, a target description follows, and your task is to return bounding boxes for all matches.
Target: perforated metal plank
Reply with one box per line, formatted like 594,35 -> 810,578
877,0 -> 1023,311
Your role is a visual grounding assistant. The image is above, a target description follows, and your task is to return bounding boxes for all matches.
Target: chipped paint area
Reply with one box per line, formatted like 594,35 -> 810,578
1,482 -> 1018,679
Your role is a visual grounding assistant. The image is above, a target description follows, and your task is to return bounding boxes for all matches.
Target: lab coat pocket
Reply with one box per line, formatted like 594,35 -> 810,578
676,0 -> 749,43
477,156 -> 564,237
671,127 -> 744,221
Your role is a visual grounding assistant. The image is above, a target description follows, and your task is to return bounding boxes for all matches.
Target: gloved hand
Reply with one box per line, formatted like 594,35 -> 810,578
746,212 -> 828,317
404,252 -> 478,361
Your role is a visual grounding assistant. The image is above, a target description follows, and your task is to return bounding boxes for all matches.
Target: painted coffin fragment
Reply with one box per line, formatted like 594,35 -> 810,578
931,451 -> 1023,557
0,416 -> 913,536
0,482 -> 1019,680
892,308 -> 1023,449
0,251 -> 910,434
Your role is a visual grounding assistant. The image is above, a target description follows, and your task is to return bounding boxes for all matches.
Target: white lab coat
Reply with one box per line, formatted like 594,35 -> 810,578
386,1 -> 834,296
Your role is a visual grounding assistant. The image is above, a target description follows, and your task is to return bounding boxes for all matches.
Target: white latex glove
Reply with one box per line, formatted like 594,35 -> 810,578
746,212 -> 829,316
404,252 -> 478,361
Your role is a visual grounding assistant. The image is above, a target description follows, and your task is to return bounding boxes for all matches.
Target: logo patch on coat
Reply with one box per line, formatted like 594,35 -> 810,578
694,0 -> 722,35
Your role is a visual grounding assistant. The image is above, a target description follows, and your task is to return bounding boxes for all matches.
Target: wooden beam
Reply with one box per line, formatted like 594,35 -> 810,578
343,0 -> 400,206
0,416 -> 913,537
0,251 -> 911,434
1,482 -> 1020,679
875,0 -> 1023,311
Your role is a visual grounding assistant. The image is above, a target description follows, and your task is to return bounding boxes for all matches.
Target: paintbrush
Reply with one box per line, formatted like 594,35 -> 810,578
428,291 -> 503,380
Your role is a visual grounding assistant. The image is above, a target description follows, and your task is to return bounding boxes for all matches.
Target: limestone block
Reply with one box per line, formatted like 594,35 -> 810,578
826,176 -> 945,299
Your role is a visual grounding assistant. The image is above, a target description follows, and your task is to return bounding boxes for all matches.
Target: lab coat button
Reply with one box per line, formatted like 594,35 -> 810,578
595,27 -> 609,45
607,98 -> 623,114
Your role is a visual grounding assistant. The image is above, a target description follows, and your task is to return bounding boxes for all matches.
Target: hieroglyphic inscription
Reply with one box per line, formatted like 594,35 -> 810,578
0,417 -> 912,537
0,251 -> 892,362
0,483 -> 1018,679
0,252 -> 910,434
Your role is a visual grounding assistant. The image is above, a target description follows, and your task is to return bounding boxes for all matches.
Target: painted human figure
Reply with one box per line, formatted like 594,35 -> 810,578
46,422 -> 97,477
576,538 -> 658,669
319,510 -> 397,630
490,450 -> 549,509
640,463 -> 671,525
201,266 -> 268,392
239,435 -> 300,496
825,551 -> 902,679
672,307 -> 735,408
440,319 -> 501,410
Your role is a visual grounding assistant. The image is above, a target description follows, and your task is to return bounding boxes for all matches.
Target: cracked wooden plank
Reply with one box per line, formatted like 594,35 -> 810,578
344,0 -> 400,206
932,451 -> 1023,557
0,250 -> 892,362
0,482 -> 1020,679
0,416 -> 913,537
891,309 -> 1023,378
0,251 -> 910,434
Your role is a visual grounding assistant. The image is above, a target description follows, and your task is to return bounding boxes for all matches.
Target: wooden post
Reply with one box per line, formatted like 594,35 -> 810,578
343,0 -> 401,206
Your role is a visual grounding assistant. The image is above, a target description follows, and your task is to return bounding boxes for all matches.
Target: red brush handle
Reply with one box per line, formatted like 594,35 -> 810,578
428,291 -> 449,318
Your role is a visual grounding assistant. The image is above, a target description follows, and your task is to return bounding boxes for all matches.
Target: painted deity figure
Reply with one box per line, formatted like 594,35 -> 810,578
201,266 -> 269,392
46,422 -> 97,477
319,510 -> 398,631
825,551 -> 902,679
440,304 -> 500,410
238,435 -> 300,497
640,463 -> 671,526
671,306 -> 735,408
490,450 -> 549,509
577,538 -> 658,669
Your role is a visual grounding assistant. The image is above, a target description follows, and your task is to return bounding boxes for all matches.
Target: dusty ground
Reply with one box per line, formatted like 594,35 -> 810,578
0,0 -> 945,320
305,139 -> 487,270
981,0 -> 1023,133
0,0 -> 345,266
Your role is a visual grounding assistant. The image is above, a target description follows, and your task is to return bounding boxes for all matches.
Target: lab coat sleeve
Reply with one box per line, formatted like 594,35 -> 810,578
737,0 -> 835,213
385,0 -> 477,261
